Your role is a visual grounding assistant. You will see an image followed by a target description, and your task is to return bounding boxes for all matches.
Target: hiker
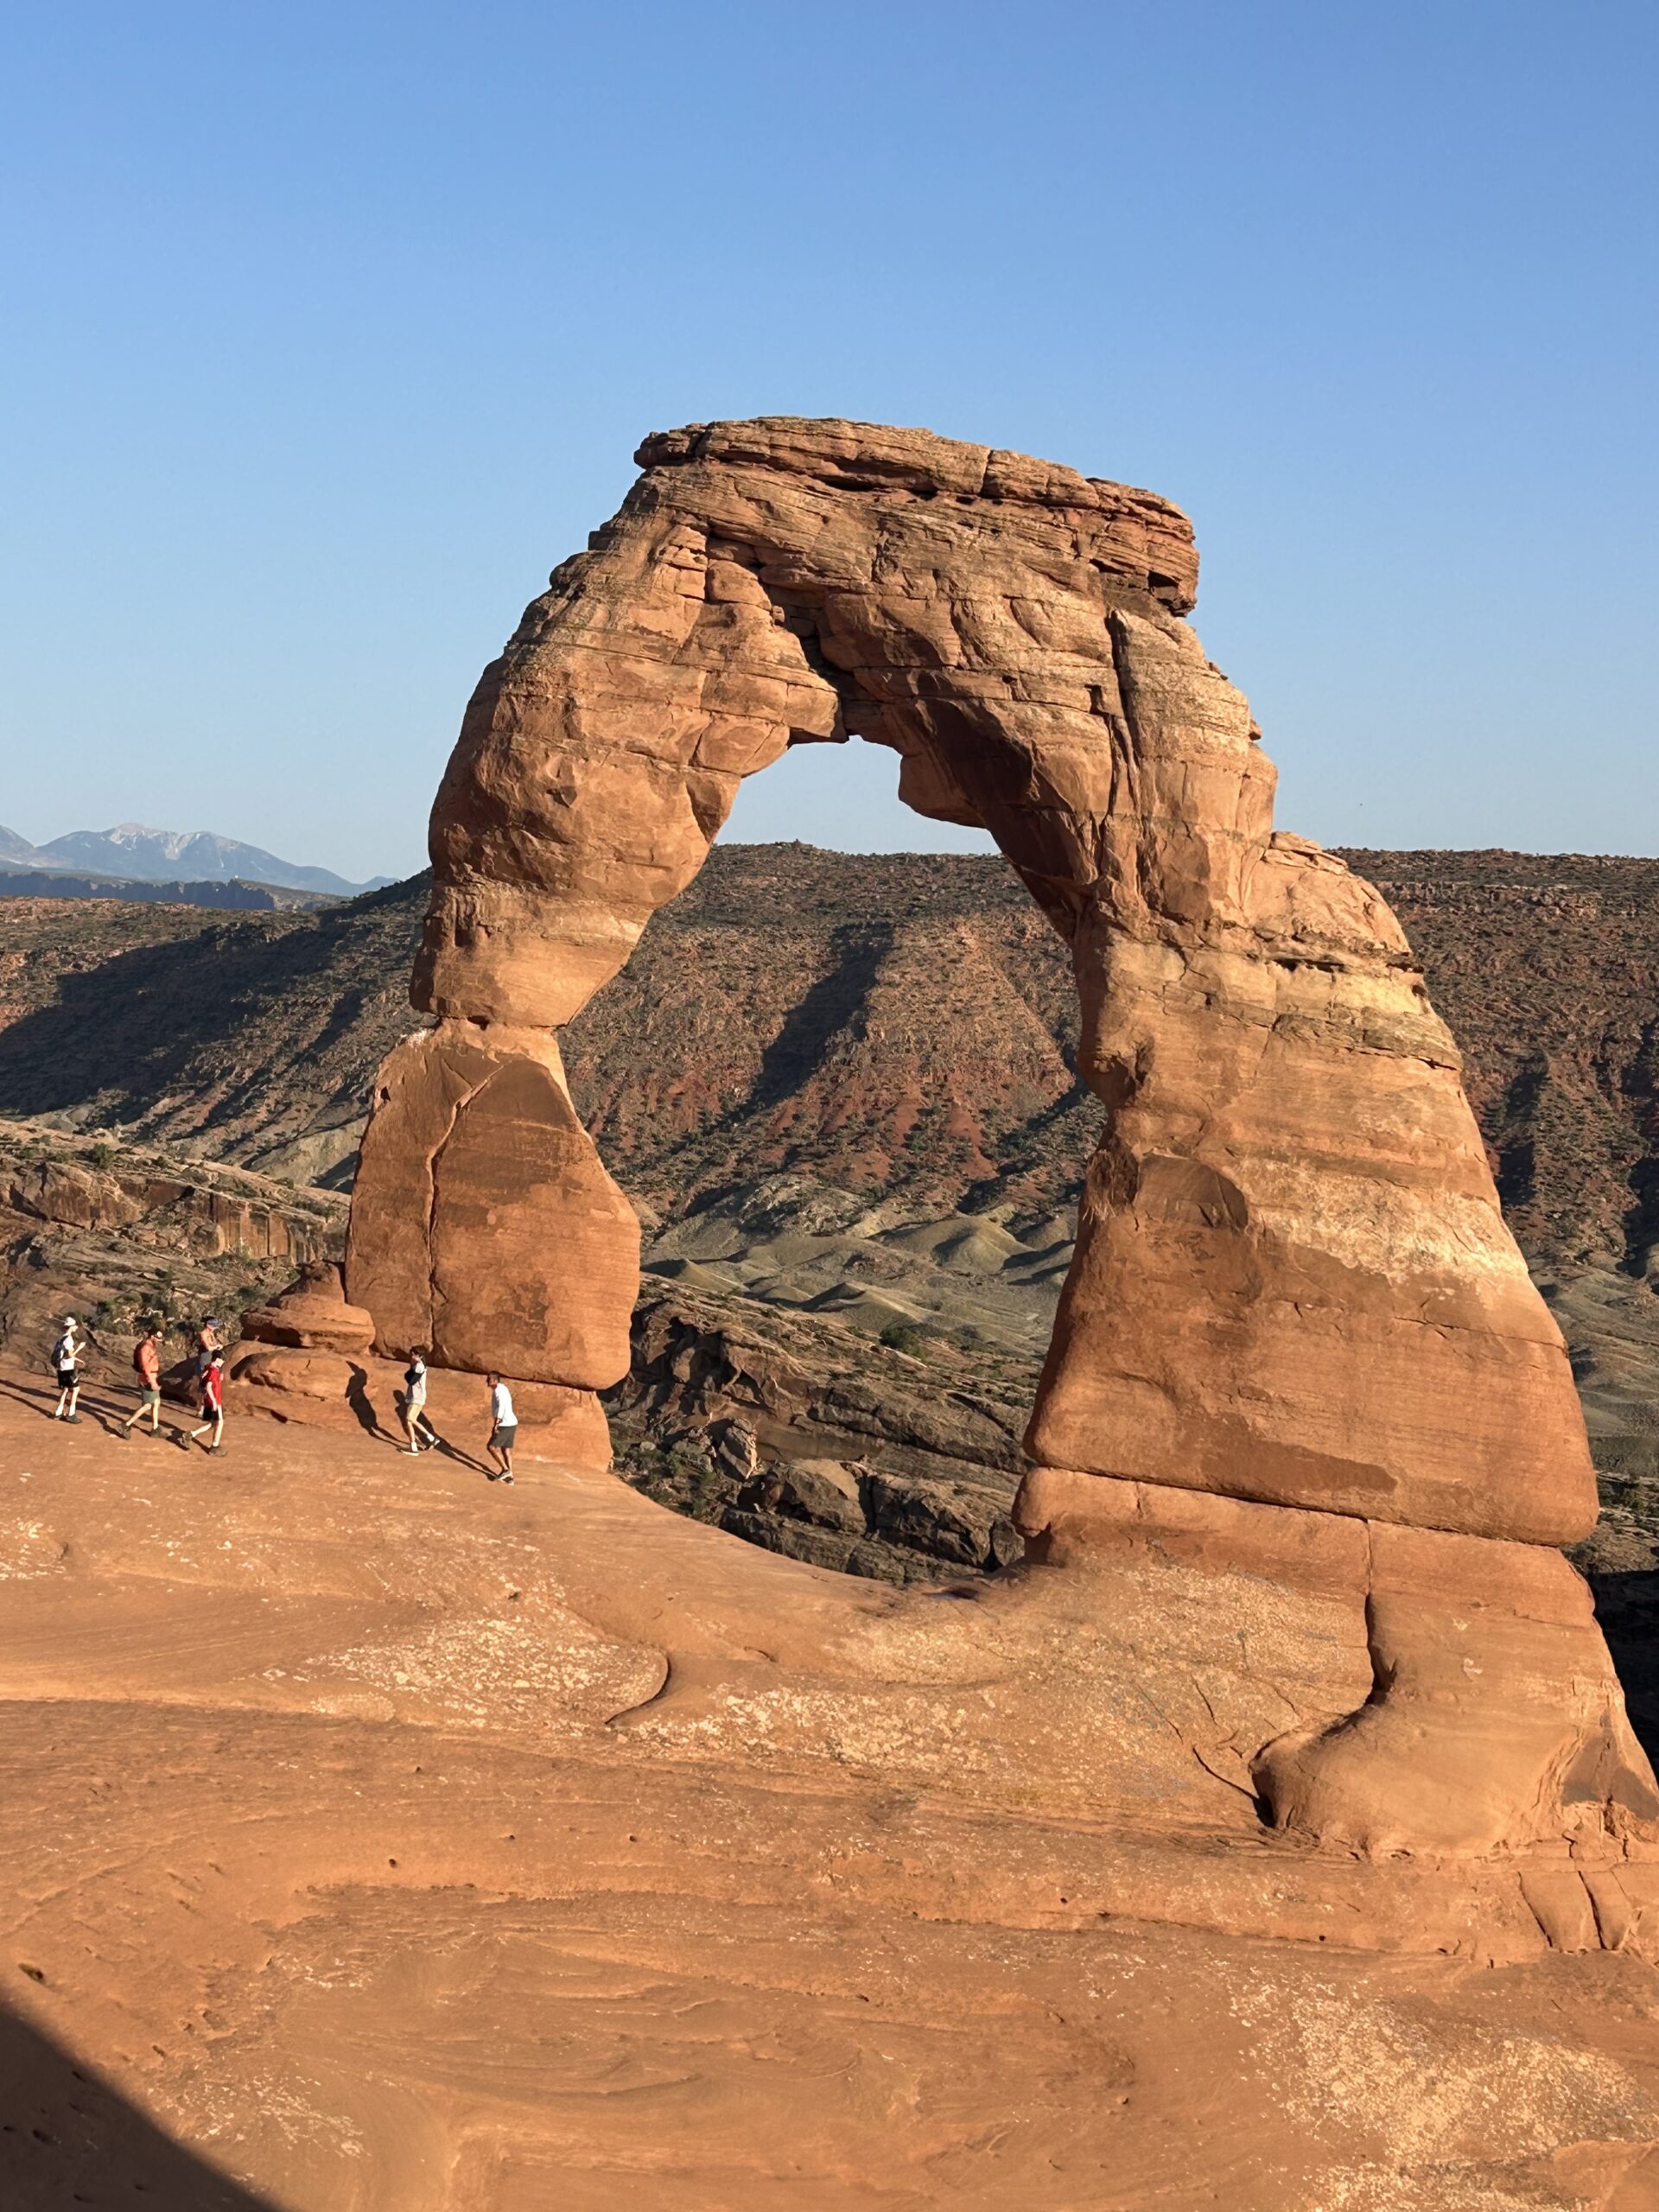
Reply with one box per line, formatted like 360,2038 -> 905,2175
122,1325 -> 165,1437
400,1348 -> 439,1454
485,1373 -> 516,1484
194,1315 -> 222,1379
52,1316 -> 83,1422
187,1351 -> 226,1453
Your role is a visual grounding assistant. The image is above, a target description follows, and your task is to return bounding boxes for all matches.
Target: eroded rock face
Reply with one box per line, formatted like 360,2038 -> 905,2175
345,416 -> 1648,1859
351,1027 -> 637,1387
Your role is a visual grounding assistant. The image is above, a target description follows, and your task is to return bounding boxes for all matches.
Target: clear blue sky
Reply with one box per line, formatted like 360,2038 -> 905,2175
2,1 -> 1653,883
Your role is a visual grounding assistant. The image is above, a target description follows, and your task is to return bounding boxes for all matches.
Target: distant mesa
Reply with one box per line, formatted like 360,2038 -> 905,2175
0,820 -> 392,910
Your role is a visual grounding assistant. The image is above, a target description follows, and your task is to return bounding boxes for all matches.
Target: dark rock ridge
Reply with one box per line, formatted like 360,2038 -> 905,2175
607,1284 -> 1033,1581
0,870 -> 337,912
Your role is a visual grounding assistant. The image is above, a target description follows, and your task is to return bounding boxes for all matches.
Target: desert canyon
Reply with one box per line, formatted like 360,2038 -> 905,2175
5,419 -> 1659,2210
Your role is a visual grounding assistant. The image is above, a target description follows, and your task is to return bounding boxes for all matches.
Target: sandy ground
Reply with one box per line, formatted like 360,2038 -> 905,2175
3,1365 -> 1659,2211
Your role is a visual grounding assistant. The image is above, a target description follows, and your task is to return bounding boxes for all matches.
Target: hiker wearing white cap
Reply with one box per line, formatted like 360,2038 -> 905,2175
52,1317 -> 83,1423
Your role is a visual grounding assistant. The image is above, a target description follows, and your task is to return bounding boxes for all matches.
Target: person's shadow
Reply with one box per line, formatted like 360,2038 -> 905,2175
419,1427 -> 493,1475
0,1373 -> 126,1436
2,1999 -> 279,2208
345,1363 -> 388,1442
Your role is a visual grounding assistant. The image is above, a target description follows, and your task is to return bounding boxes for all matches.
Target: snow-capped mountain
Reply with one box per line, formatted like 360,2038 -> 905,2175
0,823 -> 391,898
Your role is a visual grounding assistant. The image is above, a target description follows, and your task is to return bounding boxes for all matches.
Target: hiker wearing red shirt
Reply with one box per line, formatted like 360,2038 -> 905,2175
187,1351 -> 226,1454
122,1325 -> 165,1437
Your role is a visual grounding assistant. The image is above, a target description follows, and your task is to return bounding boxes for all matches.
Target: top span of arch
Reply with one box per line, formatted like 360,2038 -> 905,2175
631,417 -> 1199,615
416,416 -> 1236,1035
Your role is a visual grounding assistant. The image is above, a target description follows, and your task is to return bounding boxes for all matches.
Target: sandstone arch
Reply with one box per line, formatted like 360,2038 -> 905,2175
343,417 -> 1656,1855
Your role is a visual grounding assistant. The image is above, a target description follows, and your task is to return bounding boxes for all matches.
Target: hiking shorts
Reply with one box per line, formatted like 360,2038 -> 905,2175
490,1424 -> 518,1451
56,1366 -> 78,1388
138,1386 -> 161,1406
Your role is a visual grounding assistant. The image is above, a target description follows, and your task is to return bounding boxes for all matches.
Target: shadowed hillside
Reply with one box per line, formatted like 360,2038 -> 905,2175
8,843 -> 1659,1280
0,879 -> 427,1185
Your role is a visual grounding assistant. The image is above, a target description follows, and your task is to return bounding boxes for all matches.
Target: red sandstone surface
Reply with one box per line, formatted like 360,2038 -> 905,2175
4,1371 -> 1659,2210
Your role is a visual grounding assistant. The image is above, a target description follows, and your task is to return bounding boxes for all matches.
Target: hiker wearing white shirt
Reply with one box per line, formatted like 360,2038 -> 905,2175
485,1373 -> 516,1484
52,1316 -> 83,1423
399,1349 -> 439,1454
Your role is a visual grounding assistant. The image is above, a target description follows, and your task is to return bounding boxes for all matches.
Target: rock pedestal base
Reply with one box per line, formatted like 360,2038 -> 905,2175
227,1264 -> 612,1469
1015,1465 -> 1659,1863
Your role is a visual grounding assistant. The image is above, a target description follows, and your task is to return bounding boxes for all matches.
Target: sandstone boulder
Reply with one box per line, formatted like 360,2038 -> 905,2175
229,1261 -> 612,1467
238,1262 -> 376,1357
349,1027 -> 637,1386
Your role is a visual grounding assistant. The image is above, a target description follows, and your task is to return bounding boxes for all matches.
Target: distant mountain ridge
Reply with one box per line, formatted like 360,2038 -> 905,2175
0,821 -> 391,899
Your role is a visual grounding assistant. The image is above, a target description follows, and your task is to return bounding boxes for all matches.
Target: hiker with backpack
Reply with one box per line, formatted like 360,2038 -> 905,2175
399,1348 -> 440,1454
51,1316 -> 83,1422
122,1324 -> 165,1437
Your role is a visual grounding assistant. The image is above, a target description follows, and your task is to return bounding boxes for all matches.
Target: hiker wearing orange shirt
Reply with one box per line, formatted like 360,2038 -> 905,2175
122,1325 -> 165,1437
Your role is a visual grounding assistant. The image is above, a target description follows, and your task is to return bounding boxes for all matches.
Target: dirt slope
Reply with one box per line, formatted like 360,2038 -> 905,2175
0,880 -> 424,1185
0,848 -> 1097,1219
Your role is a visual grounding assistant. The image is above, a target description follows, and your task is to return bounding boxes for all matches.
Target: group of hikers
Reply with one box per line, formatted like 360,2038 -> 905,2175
46,1318 -> 518,1480
52,1313 -> 225,1452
